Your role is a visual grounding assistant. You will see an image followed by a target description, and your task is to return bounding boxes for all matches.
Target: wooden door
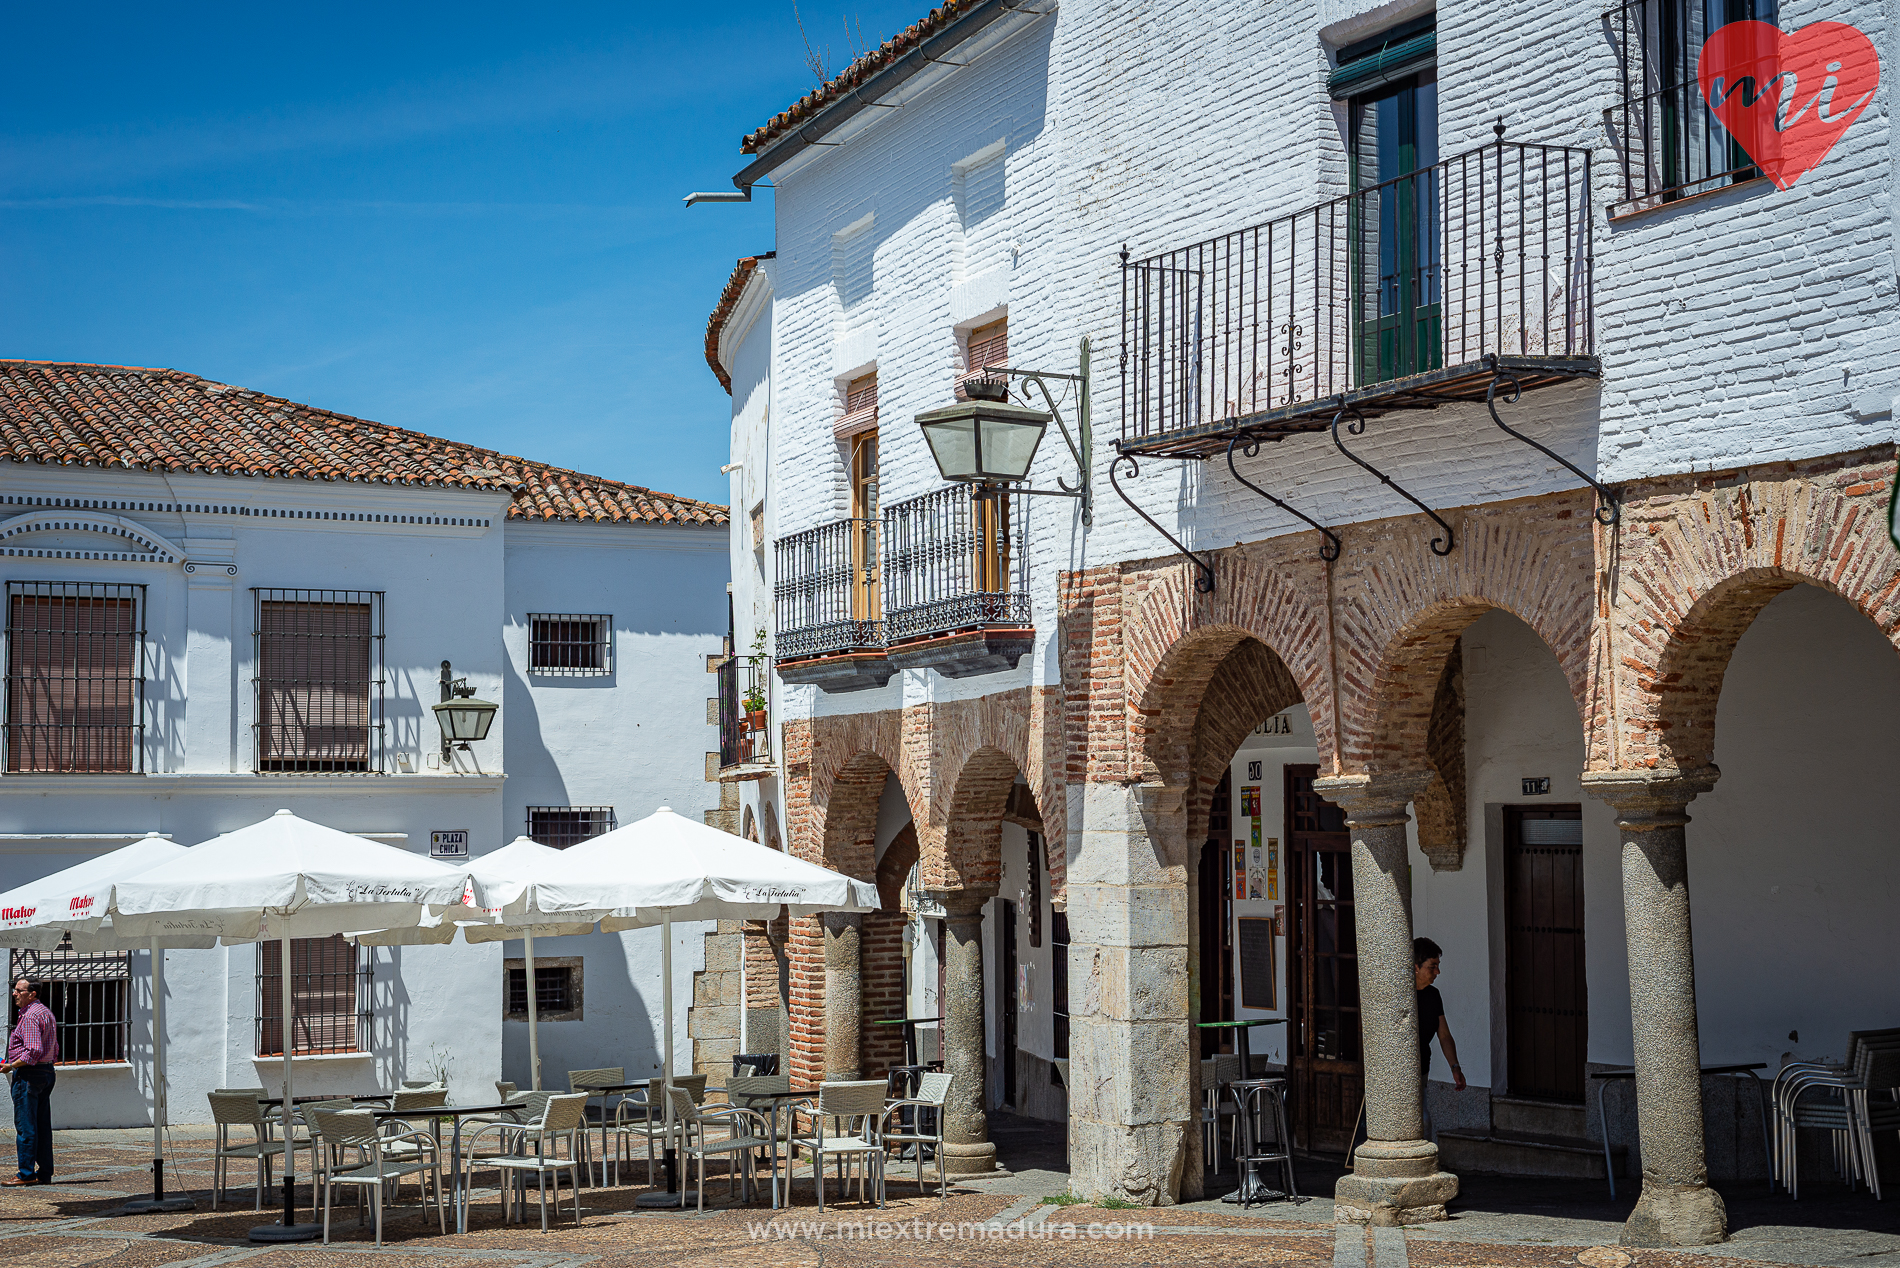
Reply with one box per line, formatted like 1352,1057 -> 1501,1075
1504,805 -> 1587,1103
1285,765 -> 1361,1154
998,899 -> 1019,1107
1198,770 -> 1236,1057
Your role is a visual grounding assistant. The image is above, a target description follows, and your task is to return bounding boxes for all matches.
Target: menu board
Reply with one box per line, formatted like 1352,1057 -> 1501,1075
1238,916 -> 1277,1010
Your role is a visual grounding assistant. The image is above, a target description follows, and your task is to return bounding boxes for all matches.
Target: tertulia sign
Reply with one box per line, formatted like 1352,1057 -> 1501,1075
1698,20 -> 1881,189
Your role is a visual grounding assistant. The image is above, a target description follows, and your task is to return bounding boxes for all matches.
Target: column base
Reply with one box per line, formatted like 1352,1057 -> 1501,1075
1335,1139 -> 1457,1225
1621,1179 -> 1727,1248
939,1141 -> 998,1175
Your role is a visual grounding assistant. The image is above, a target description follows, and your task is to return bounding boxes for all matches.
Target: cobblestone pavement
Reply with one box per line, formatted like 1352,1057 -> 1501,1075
2,1124 -> 1894,1268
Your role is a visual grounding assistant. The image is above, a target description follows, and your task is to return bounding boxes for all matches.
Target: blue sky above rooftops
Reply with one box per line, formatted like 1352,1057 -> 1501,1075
0,1 -> 929,507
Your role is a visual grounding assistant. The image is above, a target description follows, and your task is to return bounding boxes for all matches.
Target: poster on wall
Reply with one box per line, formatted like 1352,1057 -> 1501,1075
1233,841 -> 1246,899
1266,836 -> 1280,901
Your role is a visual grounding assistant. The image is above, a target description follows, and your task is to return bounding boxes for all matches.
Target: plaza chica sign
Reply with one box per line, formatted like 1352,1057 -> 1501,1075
1699,20 -> 1881,189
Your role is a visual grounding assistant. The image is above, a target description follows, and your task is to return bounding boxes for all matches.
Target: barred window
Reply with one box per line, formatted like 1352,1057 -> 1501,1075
526,806 -> 616,850
528,614 -> 612,676
1604,0 -> 1777,214
257,935 -> 370,1055
9,942 -> 132,1064
505,957 -> 581,1021
253,590 -> 385,773
4,581 -> 145,773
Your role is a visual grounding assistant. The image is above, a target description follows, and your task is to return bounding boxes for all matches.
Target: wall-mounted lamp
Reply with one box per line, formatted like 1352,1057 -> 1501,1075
433,660 -> 498,762
913,336 -> 1093,525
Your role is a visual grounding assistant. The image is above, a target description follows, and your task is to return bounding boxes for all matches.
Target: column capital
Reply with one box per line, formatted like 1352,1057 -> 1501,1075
1311,771 -> 1435,826
933,889 -> 996,920
1581,766 -> 1721,829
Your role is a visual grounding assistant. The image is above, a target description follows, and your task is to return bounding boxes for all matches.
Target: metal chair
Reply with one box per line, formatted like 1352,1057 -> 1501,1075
790,1080 -> 887,1210
207,1091 -> 316,1211
879,1070 -> 952,1197
665,1085 -> 780,1211
376,1087 -> 449,1200
1199,1054 -> 1242,1171
308,1107 -> 446,1247
1227,1077 -> 1298,1205
566,1067 -> 625,1185
610,1073 -> 708,1186
488,1092 -> 589,1230
1776,1036 -> 1900,1198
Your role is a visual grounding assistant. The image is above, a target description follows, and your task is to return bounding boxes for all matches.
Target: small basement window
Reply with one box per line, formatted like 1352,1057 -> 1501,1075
504,956 -> 582,1022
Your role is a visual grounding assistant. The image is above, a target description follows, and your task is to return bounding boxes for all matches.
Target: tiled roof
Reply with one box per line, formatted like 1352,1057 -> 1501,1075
705,256 -> 766,393
741,1 -> 985,155
0,361 -> 727,527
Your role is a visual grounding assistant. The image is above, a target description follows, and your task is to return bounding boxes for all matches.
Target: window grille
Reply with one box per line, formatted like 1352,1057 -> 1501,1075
257,935 -> 371,1056
528,614 -> 612,676
9,942 -> 132,1064
1604,0 -> 1777,215
881,486 -> 1030,644
4,581 -> 145,773
526,806 -> 616,850
718,655 -> 771,770
253,590 -> 384,773
507,965 -> 574,1015
1050,909 -> 1070,1061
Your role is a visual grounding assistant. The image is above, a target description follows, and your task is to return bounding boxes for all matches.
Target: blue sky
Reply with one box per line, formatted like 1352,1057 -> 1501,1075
0,1 -> 927,507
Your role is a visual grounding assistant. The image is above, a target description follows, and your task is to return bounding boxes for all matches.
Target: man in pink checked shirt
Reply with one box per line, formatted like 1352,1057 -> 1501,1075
3,977 -> 58,1186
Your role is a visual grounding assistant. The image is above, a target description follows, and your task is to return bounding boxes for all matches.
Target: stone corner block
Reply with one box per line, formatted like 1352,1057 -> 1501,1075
1620,1181 -> 1727,1248
1333,1171 -> 1458,1225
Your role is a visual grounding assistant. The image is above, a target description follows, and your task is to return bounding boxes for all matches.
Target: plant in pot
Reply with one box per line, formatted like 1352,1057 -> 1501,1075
743,628 -> 769,731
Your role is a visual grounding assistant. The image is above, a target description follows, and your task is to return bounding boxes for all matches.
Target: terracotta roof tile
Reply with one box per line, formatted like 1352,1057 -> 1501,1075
705,256 -> 767,393
741,1 -> 984,155
0,361 -> 728,527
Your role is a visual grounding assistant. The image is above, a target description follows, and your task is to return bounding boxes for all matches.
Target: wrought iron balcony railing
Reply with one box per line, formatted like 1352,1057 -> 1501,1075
717,653 -> 771,772
882,486 -> 1030,645
1118,137 -> 1596,459
774,517 -> 882,661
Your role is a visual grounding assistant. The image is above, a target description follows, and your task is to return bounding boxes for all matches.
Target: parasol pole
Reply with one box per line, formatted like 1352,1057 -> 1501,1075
524,929 -> 542,1091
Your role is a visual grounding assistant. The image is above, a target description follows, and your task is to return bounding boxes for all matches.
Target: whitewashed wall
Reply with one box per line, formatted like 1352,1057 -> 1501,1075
758,0 -> 1900,721
2,462 -> 728,1125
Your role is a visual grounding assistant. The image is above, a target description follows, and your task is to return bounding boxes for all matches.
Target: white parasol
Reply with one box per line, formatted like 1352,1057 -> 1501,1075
110,810 -> 469,1241
0,832 -> 210,1212
511,807 -> 880,1206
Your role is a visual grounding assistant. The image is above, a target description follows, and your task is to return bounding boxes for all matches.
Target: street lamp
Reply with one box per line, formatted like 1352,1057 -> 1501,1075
912,338 -> 1094,523
433,660 -> 497,762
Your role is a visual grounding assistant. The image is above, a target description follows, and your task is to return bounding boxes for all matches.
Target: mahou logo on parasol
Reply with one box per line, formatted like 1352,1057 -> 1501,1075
1698,19 -> 1881,189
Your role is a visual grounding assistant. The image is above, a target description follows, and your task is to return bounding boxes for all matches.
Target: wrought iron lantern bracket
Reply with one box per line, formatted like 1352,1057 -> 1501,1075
1331,404 -> 1457,556
1482,354 -> 1618,526
970,336 -> 1094,526
1108,452 -> 1217,594
1224,428 -> 1342,562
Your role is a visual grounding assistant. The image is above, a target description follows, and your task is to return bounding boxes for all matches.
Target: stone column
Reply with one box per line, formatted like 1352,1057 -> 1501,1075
939,895 -> 997,1174
1582,768 -> 1726,1249
822,913 -> 862,1080
1313,771 -> 1457,1226
1066,781 -> 1192,1205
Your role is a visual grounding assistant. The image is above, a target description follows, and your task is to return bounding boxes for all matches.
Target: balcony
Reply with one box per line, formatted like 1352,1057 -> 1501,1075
881,486 -> 1032,678
716,654 -> 773,781
1118,138 -> 1597,460
773,517 -> 893,693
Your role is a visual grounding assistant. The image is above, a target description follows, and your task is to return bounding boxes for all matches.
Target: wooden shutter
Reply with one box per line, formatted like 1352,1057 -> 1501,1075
259,600 -> 371,770
835,372 -> 879,440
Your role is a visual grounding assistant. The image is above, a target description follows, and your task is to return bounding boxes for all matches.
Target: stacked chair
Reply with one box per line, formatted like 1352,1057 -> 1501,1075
1773,1027 -> 1900,1198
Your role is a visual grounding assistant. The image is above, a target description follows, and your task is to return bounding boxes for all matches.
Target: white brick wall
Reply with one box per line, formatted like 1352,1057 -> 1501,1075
744,0 -> 1900,712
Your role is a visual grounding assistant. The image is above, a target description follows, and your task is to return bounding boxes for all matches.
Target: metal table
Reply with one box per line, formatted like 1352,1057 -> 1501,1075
872,1015 -> 942,1067
1588,1062 -> 1768,1199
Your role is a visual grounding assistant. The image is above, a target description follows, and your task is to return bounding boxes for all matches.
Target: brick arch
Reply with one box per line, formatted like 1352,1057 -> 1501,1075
1608,453 -> 1900,772
1337,497 -> 1597,774
935,745 -> 1027,898
917,690 -> 1062,901
1182,638 -> 1305,848
1123,549 -> 1334,787
877,823 -> 920,910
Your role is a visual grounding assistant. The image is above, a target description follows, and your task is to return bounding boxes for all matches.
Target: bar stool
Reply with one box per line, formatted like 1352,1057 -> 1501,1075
1225,1077 -> 1297,1206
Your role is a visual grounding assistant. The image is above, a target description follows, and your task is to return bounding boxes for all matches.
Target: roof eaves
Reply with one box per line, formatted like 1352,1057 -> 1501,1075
704,255 -> 772,393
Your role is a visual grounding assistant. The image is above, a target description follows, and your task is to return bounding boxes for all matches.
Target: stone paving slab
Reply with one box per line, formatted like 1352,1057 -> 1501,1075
1,1126 -> 1891,1268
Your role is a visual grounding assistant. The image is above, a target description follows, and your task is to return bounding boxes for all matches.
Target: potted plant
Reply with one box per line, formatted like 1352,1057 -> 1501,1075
743,628 -> 769,732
